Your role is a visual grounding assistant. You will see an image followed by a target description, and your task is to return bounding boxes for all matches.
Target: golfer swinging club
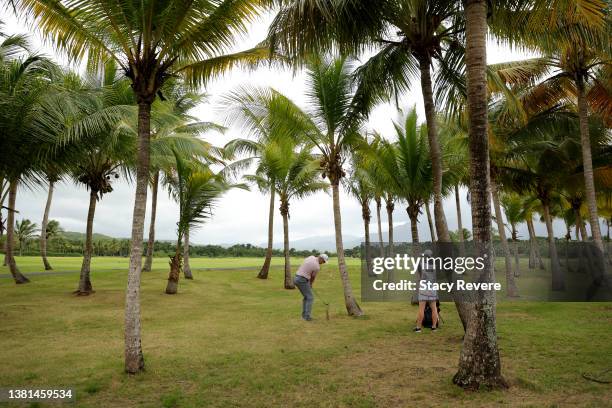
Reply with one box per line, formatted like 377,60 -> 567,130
294,253 -> 328,321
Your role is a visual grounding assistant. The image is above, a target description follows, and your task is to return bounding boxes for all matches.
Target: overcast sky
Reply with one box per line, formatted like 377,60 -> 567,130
5,11 -> 604,246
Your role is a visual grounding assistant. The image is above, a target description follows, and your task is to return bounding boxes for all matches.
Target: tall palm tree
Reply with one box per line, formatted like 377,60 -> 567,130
0,36 -> 60,284
143,86 -> 221,273
221,87 -> 306,280
490,0 -> 610,254
39,172 -> 60,270
453,0 -> 506,389
165,152 -> 241,294
300,57 -> 367,316
269,0 -> 463,243
72,123 -> 135,295
370,108 -> 434,244
225,59 -> 367,315
500,192 -> 525,277
344,155 -> 375,272
15,0 -> 277,373
15,219 -> 38,256
490,176 -> 519,297
255,140 -> 327,289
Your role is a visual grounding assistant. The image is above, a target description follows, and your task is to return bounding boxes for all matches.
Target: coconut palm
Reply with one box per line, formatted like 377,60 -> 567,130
489,2 -> 610,254
15,219 -> 38,256
165,152 -> 242,294
344,152 -> 375,272
39,173 -> 60,270
453,0 -> 505,389
254,140 -> 327,289
225,58 -> 367,315
222,87 -> 307,280
269,0 -> 464,243
143,86 -> 223,273
299,57 -> 367,315
500,192 -> 525,277
14,0 -> 280,372
373,108 -> 434,244
72,128 -> 134,295
0,38 -> 59,284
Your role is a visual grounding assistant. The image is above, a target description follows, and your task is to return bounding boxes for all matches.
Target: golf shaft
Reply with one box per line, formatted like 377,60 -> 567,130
311,287 -> 330,320
311,287 -> 328,305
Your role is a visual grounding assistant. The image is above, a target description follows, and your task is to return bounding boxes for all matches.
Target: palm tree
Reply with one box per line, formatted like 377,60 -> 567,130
490,1 -> 610,255
453,0 -> 506,389
15,219 -> 38,256
224,59 -> 367,315
165,152 -> 241,294
344,154 -> 375,273
39,173 -> 60,270
257,140 -> 327,289
221,87 -> 307,280
72,127 -> 134,295
43,219 -> 62,254
15,0 -> 278,373
300,57 -> 367,316
500,193 -> 525,277
490,175 -> 519,297
370,108 -> 434,244
143,86 -> 222,273
0,35 -> 59,284
269,0 -> 464,243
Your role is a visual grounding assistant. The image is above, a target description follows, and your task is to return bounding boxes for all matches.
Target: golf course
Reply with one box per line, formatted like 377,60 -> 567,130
1,0 -> 612,405
1,256 -> 611,407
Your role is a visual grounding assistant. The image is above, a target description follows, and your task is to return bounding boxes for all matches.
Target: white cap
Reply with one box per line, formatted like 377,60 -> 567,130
319,253 -> 329,263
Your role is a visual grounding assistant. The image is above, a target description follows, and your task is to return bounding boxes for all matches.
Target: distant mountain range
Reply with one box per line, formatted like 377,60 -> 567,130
60,231 -> 117,241
59,222 -> 418,252
260,222 -> 417,252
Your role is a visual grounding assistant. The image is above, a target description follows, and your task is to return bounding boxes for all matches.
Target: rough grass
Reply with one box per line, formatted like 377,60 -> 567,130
0,256 -> 611,407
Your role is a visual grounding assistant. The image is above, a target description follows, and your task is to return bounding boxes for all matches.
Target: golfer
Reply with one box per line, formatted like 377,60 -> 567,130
294,253 -> 328,321
414,249 -> 439,332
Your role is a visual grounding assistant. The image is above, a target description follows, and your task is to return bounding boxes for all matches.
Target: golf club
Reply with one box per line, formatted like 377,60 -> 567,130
311,287 -> 330,320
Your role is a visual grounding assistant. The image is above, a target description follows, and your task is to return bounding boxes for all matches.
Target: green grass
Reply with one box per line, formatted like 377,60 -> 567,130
0,256 -> 611,407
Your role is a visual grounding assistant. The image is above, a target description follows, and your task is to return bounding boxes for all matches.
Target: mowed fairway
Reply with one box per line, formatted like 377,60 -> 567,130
1,257 -> 611,407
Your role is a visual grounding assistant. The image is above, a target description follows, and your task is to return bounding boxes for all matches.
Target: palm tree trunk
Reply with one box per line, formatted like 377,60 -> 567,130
76,190 -> 97,295
258,188 -> 275,279
542,202 -> 564,290
491,180 -> 518,297
183,226 -> 193,279
143,171 -> 159,272
455,185 -> 466,253
575,209 -> 588,243
386,197 -> 394,257
40,179 -> 55,270
526,217 -> 544,269
375,196 -> 384,257
281,203 -> 294,289
363,205 -> 373,275
166,237 -> 182,294
425,200 -> 436,242
512,227 -> 520,277
453,0 -> 506,389
6,180 -> 29,284
332,183 -> 362,316
419,54 -> 450,242
576,77 -> 604,254
125,101 -> 150,374
407,206 -> 419,244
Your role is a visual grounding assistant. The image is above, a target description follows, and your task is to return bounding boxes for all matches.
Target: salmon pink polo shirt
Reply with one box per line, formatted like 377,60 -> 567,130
296,255 -> 320,280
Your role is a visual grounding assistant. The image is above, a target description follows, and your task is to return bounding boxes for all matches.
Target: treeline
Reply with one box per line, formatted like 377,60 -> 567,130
6,234 -> 331,258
